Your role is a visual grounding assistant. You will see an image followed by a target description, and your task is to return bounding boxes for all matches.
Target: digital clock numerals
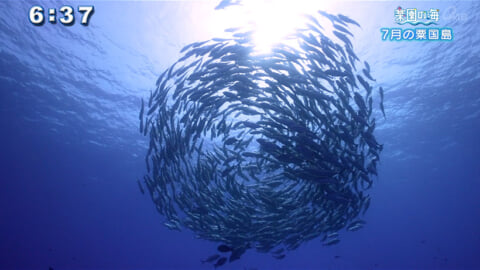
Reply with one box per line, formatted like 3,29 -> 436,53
29,5 -> 94,26
78,6 -> 94,25
29,6 -> 45,25
59,6 -> 74,25
48,8 -> 56,24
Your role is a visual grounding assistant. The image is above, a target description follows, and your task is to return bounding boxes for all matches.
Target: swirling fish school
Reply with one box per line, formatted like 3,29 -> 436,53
139,10 -> 384,267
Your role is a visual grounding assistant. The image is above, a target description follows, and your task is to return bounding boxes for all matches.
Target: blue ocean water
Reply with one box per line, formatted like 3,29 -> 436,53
0,1 -> 479,269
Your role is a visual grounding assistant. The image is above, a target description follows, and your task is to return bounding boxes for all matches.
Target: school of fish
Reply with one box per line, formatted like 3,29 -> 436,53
138,10 -> 384,267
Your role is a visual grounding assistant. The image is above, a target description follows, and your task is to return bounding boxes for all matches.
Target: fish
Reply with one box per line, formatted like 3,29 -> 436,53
272,247 -> 284,254
139,99 -> 144,133
364,61 -> 370,73
229,247 -> 246,262
362,196 -> 371,215
333,23 -> 353,37
356,75 -> 371,92
139,9 -> 383,266
137,179 -> 145,195
225,27 -> 242,33
224,137 -> 238,145
324,238 -> 340,246
217,244 -> 233,253
354,92 -> 367,112
362,68 -> 375,81
164,220 -> 181,231
325,69 -> 347,77
347,224 -> 363,231
180,40 -> 207,54
379,87 -> 386,119
273,254 -> 286,260
202,254 -> 220,263
214,257 -> 228,268
338,14 -> 361,28
139,98 -> 144,120
333,31 -> 352,49
347,220 -> 366,231
326,232 -> 339,239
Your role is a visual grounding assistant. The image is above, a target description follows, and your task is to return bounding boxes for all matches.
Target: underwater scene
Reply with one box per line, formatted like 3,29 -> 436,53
0,0 -> 479,269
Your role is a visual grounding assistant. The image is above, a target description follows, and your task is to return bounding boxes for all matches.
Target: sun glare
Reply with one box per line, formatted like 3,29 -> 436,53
247,0 -> 304,53
210,0 -> 335,53
207,0 -> 333,54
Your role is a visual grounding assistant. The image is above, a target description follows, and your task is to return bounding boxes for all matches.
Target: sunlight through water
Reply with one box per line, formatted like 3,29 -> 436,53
209,0 -> 336,53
